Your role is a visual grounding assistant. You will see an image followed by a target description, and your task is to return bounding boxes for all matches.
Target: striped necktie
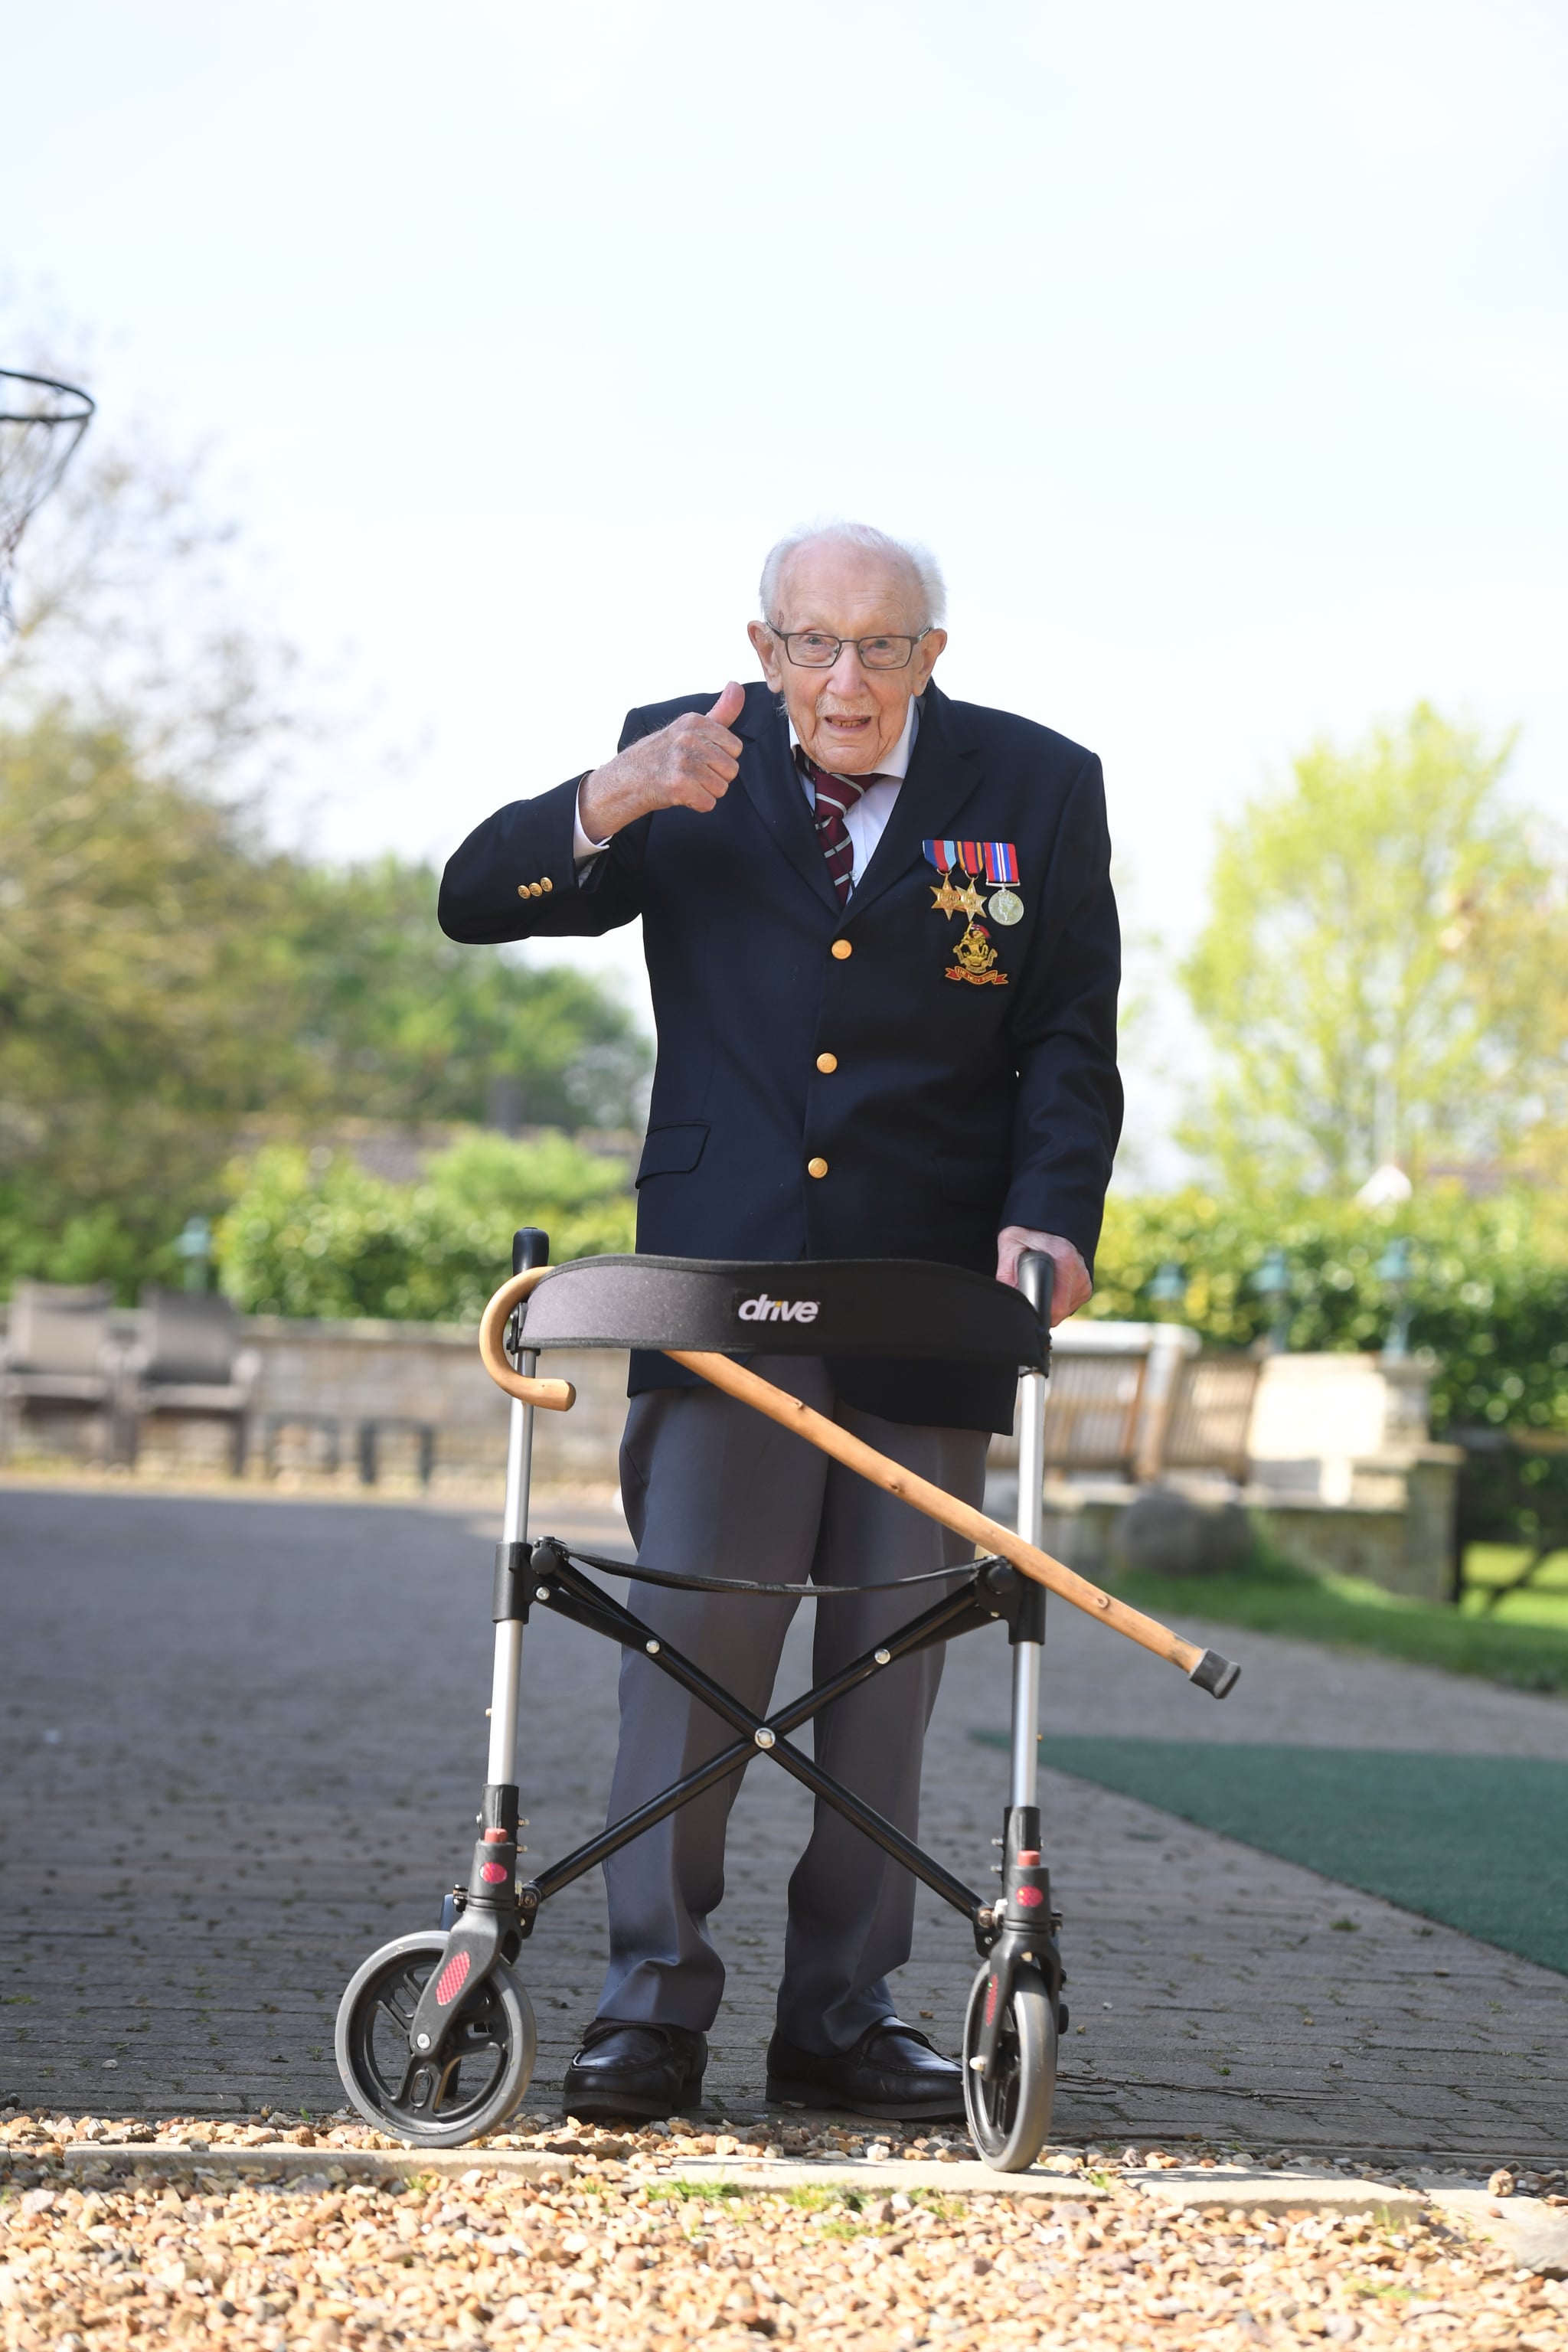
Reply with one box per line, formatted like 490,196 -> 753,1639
794,747 -> 891,904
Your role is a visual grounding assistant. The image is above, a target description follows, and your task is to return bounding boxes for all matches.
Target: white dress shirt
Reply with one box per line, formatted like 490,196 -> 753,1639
572,697 -> 920,892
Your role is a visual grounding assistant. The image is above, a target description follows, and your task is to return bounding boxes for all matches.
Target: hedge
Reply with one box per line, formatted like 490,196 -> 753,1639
214,1131 -> 635,1325
214,1148 -> 1568,1446
1089,1186 -> 1568,1438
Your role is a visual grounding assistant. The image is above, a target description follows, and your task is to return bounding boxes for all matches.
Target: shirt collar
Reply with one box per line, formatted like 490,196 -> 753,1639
788,694 -> 919,782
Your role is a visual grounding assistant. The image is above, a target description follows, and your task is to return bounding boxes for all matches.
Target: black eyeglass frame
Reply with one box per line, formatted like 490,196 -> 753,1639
767,624 -> 934,671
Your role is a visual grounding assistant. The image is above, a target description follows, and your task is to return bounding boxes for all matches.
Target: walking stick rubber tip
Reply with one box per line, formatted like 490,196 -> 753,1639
1188,1648 -> 1242,1699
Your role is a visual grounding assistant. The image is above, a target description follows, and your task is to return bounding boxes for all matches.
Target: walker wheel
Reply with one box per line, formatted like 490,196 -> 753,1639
335,1932 -> 537,2148
962,1958 -> 1056,2172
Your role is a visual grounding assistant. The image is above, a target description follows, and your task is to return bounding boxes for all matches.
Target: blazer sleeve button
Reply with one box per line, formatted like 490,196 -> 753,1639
830,938 -> 853,960
807,1157 -> 829,1179
815,1053 -> 838,1073
516,883 -> 531,898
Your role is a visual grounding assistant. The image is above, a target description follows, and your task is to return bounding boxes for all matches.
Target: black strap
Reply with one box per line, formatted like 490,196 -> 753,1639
562,1543 -> 1003,1600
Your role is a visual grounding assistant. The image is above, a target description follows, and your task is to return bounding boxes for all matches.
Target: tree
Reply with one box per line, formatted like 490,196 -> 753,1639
0,712 -> 304,1288
1181,705 -> 1568,1192
0,714 -> 648,1295
284,857 -> 648,1132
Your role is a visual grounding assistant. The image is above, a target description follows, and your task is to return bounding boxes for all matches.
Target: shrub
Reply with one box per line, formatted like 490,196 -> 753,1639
215,1131 -> 635,1324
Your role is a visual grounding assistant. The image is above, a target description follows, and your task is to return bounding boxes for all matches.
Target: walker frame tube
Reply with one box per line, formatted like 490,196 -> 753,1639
1008,1252 -> 1051,1812
486,1375 -> 534,1788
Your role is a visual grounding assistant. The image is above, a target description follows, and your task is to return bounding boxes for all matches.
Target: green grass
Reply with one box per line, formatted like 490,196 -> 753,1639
1461,1544 -> 1568,1633
1104,1544 -> 1568,1694
968,1737 -> 1568,1975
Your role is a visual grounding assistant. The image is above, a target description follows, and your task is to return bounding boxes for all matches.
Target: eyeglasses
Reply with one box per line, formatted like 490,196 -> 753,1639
769,626 -> 932,671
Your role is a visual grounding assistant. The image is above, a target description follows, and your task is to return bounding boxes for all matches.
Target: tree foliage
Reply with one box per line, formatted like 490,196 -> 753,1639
286,857 -> 646,1132
0,713 -> 648,1295
1181,706 -> 1568,1191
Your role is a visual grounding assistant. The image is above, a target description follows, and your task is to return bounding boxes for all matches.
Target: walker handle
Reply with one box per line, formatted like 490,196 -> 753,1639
1016,1248 -> 1055,1342
478,1269 -> 577,1410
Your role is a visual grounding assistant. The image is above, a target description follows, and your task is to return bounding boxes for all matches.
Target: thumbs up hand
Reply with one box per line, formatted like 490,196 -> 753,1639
577,681 -> 746,843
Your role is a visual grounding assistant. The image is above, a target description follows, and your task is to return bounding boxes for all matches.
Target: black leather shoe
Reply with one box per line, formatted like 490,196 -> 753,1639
766,2019 -> 966,2121
562,2019 -> 707,2122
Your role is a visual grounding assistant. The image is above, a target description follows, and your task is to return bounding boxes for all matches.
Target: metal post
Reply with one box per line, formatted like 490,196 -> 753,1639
486,1354 -> 536,1786
1009,1253 -> 1051,1811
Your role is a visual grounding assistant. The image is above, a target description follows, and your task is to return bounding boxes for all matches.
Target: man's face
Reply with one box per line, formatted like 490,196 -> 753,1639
746,541 -> 947,774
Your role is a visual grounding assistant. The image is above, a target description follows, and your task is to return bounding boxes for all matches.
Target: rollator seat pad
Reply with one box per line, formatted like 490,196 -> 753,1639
516,1254 -> 1048,1368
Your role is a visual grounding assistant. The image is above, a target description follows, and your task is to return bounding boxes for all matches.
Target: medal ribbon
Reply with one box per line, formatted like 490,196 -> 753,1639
923,839 -> 1018,883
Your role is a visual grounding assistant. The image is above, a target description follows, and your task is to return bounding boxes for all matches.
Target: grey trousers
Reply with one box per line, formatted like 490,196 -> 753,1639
596,1357 -> 988,2053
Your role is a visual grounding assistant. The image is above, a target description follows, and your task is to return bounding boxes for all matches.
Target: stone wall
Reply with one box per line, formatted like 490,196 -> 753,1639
242,1315 -> 631,1490
2,1305 -> 1462,1599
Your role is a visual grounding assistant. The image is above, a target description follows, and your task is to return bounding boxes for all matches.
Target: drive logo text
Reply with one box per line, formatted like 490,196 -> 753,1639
735,1295 -> 820,1325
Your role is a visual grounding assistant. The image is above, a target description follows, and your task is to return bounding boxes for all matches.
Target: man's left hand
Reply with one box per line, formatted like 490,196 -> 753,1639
995,1226 -> 1091,1325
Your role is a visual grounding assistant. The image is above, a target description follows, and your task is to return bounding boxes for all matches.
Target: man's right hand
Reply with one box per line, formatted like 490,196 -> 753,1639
578,681 -> 746,844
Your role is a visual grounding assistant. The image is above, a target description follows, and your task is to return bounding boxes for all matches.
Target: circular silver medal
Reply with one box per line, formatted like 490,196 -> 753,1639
987,887 -> 1024,926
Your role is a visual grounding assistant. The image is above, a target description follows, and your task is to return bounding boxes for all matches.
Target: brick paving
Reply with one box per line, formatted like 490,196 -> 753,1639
1,1479 -> 1564,2160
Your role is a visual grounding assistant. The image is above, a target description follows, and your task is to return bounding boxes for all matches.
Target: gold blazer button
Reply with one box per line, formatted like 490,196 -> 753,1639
815,1053 -> 838,1073
830,938 -> 853,959
807,1157 -> 829,1179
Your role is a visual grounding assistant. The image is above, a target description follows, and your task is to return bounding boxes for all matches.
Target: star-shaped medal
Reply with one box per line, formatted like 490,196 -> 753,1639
953,875 -> 988,919
930,874 -> 969,917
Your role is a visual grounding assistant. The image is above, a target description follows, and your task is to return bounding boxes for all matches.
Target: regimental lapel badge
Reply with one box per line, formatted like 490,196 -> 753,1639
946,920 -> 1009,986
924,839 -> 1023,926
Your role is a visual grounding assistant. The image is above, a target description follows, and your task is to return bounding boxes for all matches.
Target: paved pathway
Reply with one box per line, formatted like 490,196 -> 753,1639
1,1479 -> 1563,2159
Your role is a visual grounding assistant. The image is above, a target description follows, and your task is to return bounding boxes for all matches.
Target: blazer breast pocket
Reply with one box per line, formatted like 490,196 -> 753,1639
635,1122 -> 711,1186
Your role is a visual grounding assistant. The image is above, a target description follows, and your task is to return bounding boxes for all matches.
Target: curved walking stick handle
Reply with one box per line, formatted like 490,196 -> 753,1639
478,1270 -> 577,1410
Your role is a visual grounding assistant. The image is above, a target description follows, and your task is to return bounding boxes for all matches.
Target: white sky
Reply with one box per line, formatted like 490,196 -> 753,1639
5,0 -> 1566,1167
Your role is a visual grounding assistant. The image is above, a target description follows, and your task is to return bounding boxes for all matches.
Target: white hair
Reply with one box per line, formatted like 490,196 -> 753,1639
759,520 -> 947,632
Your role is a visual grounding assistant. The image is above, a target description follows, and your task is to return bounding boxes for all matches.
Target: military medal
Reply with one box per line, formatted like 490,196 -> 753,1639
923,839 -> 988,920
982,842 -> 1023,926
946,920 -> 1008,986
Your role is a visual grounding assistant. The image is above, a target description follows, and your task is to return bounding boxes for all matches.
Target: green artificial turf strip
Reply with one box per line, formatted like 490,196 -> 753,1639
971,1735 -> 1568,1976
1105,1557 -> 1568,1694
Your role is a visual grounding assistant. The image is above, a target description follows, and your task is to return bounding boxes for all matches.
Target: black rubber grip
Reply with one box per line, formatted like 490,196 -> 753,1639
513,1228 -> 550,1275
1188,1648 -> 1241,1699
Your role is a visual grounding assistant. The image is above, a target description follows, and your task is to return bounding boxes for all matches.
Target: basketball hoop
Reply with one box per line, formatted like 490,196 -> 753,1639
0,368 -> 96,629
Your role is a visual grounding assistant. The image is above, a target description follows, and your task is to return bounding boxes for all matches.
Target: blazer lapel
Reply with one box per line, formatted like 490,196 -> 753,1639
847,683 -> 984,923
735,683 -> 841,915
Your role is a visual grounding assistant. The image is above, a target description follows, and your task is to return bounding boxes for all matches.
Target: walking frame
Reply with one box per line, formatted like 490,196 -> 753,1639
335,1233 -> 1240,2169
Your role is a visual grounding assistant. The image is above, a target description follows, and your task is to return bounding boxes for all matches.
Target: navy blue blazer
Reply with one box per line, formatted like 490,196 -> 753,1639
439,679 -> 1122,1430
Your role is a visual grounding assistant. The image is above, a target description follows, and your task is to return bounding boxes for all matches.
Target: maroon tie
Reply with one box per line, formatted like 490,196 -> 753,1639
794,748 -> 890,905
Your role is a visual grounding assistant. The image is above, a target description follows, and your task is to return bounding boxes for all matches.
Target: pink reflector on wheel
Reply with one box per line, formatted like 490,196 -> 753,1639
434,1951 -> 472,2005
480,1862 -> 508,1884
984,1975 -> 999,2026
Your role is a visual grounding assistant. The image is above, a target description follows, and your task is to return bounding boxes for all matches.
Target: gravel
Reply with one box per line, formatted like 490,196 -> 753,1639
4,2112 -> 1566,2348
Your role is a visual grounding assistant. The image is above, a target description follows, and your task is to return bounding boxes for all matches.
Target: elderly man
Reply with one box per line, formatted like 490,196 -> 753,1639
439,522 -> 1122,2122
